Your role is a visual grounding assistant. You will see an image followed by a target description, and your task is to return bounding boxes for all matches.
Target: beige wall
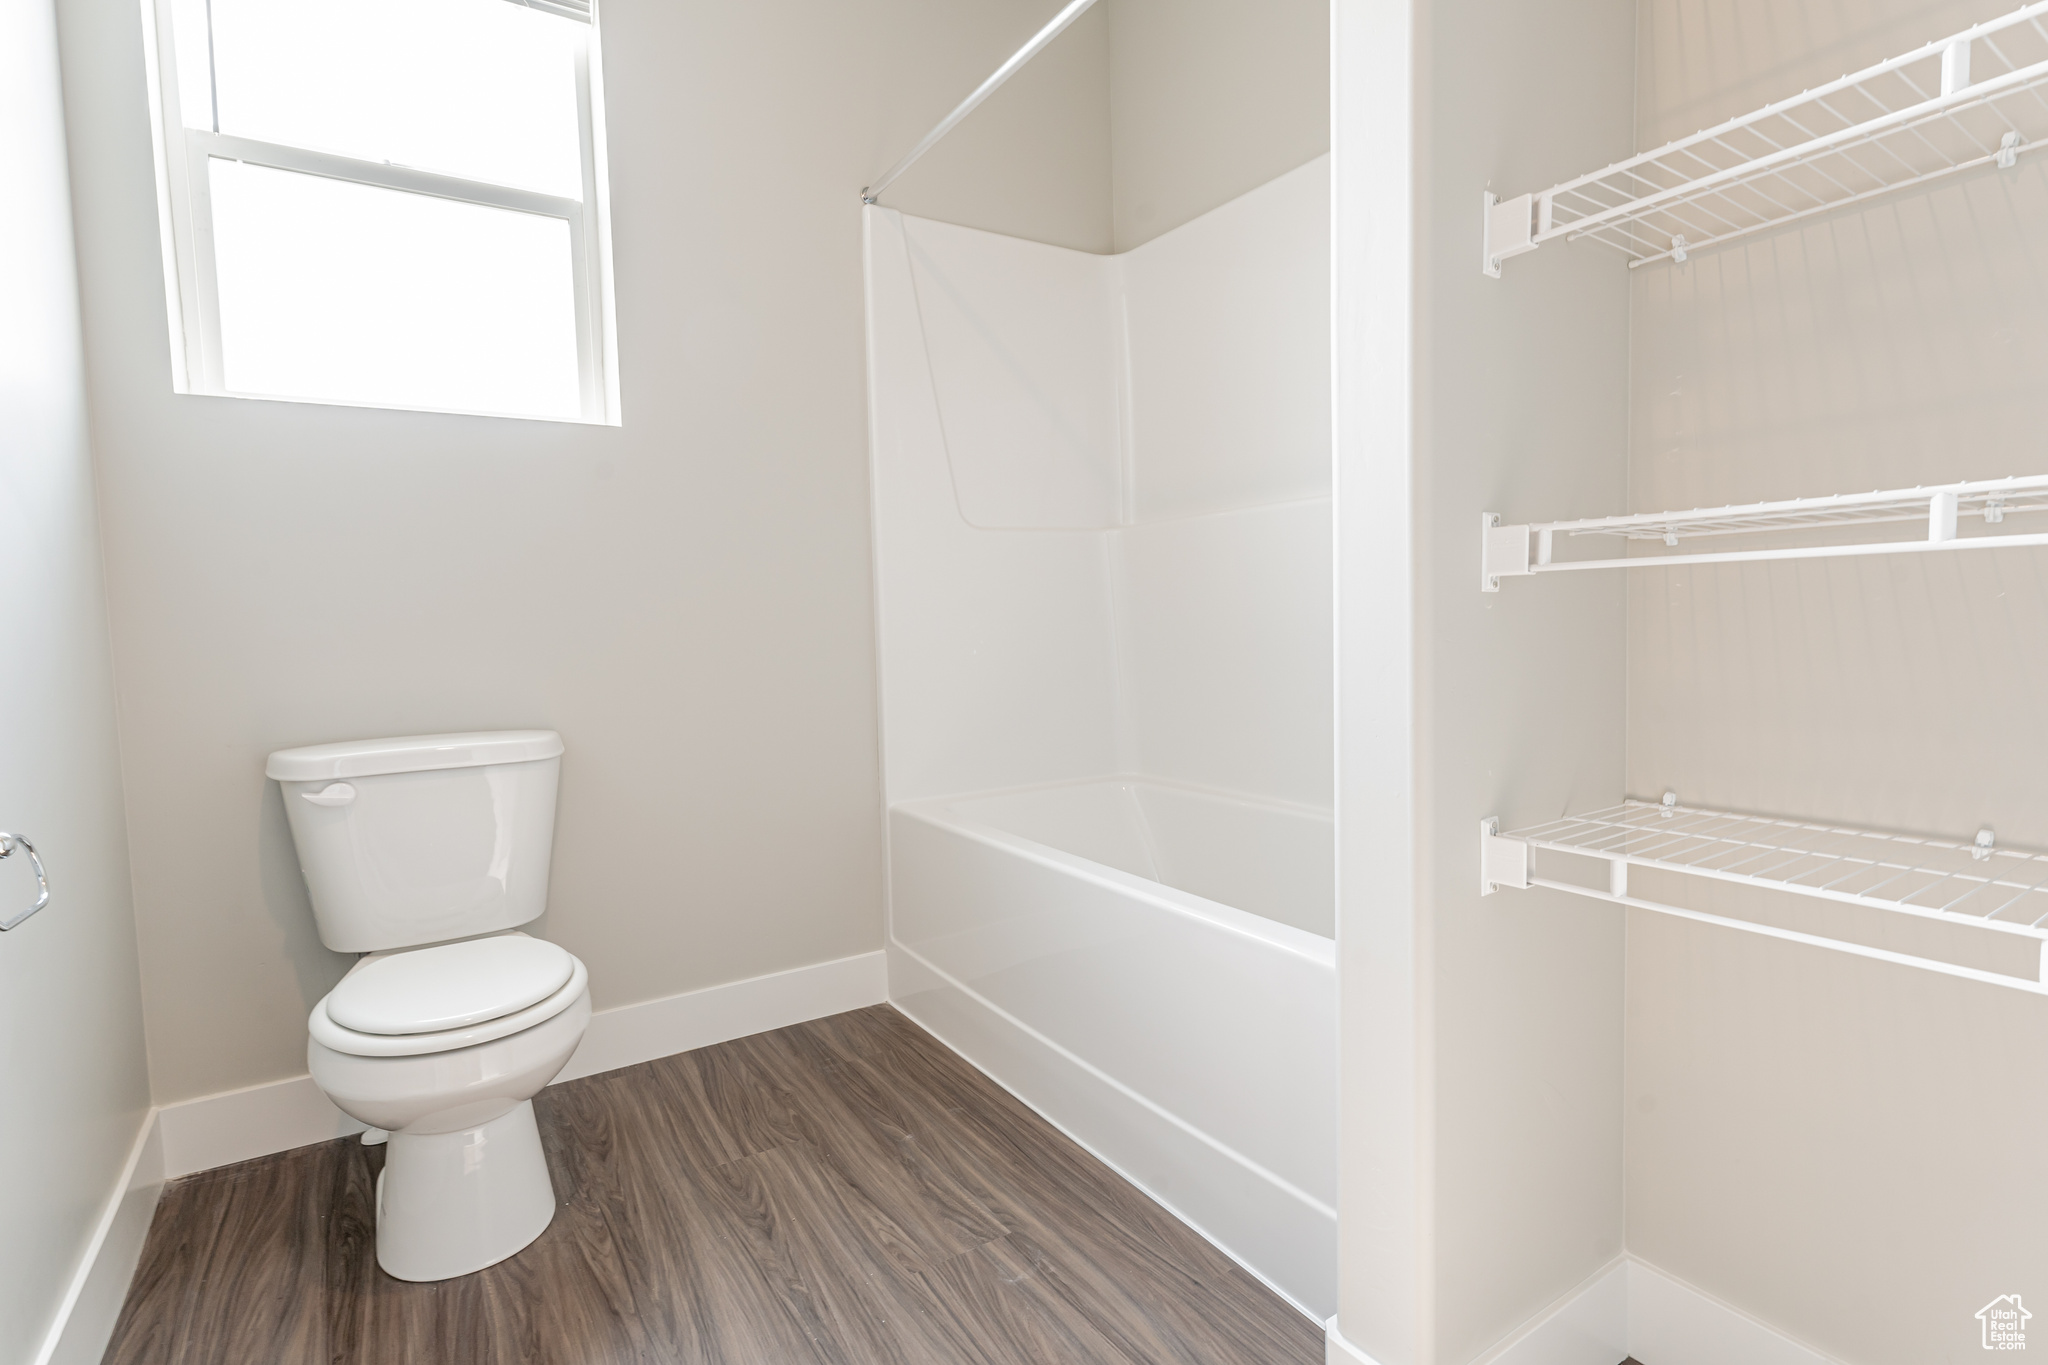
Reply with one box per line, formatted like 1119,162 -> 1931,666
891,0 -> 1332,256
1,0 -> 152,1354
1421,1 -> 1636,1361
1108,0 -> 1330,251
887,4 -> 1113,252
1625,1 -> 2048,1359
1336,0 -> 1636,1359
52,0 -> 1112,1106
1342,0 -> 2048,1358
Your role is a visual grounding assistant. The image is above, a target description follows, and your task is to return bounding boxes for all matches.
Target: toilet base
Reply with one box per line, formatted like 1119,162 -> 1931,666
375,1100 -> 557,1281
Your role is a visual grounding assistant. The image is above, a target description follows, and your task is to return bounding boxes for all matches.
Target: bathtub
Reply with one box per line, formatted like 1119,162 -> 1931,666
886,776 -> 1336,1317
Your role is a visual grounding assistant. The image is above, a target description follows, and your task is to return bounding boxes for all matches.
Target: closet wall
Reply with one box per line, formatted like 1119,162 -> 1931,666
1624,1 -> 2048,1360
1333,0 -> 1644,1355
1418,1 -> 1638,1360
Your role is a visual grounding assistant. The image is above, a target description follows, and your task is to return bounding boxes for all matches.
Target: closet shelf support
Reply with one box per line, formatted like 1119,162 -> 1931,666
1481,474 -> 2048,589
1482,800 -> 2048,994
1483,0 -> 2048,274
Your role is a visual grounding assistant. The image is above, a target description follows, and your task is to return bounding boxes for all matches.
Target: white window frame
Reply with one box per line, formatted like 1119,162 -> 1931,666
137,0 -> 622,425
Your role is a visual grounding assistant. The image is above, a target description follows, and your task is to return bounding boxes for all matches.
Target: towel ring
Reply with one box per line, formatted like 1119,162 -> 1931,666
0,834 -> 51,931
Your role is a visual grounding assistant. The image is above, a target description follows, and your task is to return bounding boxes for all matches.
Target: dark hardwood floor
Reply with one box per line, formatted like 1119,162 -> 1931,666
102,1004 -> 1322,1364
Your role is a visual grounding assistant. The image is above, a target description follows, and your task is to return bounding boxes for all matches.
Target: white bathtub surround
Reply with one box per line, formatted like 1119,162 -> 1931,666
151,949 -> 887,1179
926,778 -> 1333,936
1324,1256 -> 1842,1365
890,788 -> 1335,1316
865,159 -> 1335,1315
864,155 -> 1333,808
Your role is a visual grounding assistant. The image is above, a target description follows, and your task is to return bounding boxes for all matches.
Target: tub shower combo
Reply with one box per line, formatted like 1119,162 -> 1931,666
864,147 -> 1335,1315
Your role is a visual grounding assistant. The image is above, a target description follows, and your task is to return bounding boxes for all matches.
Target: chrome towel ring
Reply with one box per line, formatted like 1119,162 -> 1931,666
0,834 -> 51,931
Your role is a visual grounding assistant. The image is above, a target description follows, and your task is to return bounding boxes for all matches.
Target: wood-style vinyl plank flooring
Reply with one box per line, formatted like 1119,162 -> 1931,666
102,1004 -> 1323,1365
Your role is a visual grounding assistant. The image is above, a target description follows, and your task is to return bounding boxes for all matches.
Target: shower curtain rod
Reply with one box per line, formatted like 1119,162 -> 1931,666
862,0 -> 1101,205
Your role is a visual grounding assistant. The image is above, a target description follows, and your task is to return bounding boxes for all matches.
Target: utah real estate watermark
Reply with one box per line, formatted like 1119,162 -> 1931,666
1980,1295 -> 2031,1350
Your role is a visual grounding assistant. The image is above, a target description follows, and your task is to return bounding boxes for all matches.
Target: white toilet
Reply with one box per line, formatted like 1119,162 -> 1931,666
266,730 -> 590,1282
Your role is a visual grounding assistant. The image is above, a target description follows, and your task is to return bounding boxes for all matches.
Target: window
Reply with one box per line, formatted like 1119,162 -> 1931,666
142,0 -> 618,423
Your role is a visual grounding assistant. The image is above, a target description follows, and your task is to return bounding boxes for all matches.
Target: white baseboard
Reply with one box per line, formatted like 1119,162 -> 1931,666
1624,1259 -> 1840,1365
556,949 -> 887,1083
31,1110 -> 163,1365
156,949 -> 888,1179
158,1073 -> 366,1179
1470,1256 -> 1630,1365
1326,1317 -> 1385,1363
1327,1254 -> 1842,1365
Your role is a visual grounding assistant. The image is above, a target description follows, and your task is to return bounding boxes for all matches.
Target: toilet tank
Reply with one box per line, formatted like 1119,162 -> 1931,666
266,731 -> 564,953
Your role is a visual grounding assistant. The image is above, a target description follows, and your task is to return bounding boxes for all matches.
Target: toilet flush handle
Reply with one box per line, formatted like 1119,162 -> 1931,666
302,782 -> 357,807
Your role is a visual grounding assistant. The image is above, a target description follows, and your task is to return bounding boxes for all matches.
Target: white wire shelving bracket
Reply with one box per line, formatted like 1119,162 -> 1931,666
1481,474 -> 2048,589
1481,800 -> 2048,994
1482,0 -> 2048,274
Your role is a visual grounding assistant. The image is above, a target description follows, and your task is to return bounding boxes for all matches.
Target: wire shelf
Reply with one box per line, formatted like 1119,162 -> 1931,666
1509,800 -> 2048,934
1482,474 -> 2048,587
1481,800 -> 2048,993
1485,0 -> 2048,271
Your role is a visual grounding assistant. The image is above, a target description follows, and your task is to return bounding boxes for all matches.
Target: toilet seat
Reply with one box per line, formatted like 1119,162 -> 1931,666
311,950 -> 588,1058
328,935 -> 575,1035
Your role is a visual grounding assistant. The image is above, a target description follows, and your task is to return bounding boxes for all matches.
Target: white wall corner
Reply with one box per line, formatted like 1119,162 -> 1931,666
1471,1256 -> 1629,1365
155,950 -> 889,1179
1403,1253 -> 1844,1365
1327,1318 -> 1390,1365
32,1110 -> 163,1365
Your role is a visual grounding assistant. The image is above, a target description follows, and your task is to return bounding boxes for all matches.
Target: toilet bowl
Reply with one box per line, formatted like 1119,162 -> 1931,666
308,933 -> 591,1281
268,730 -> 586,1282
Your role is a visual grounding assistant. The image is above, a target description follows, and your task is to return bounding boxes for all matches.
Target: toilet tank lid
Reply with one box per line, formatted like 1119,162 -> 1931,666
265,730 -> 563,781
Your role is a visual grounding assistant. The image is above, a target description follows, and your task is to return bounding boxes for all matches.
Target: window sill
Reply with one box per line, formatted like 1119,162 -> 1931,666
172,385 -> 622,428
